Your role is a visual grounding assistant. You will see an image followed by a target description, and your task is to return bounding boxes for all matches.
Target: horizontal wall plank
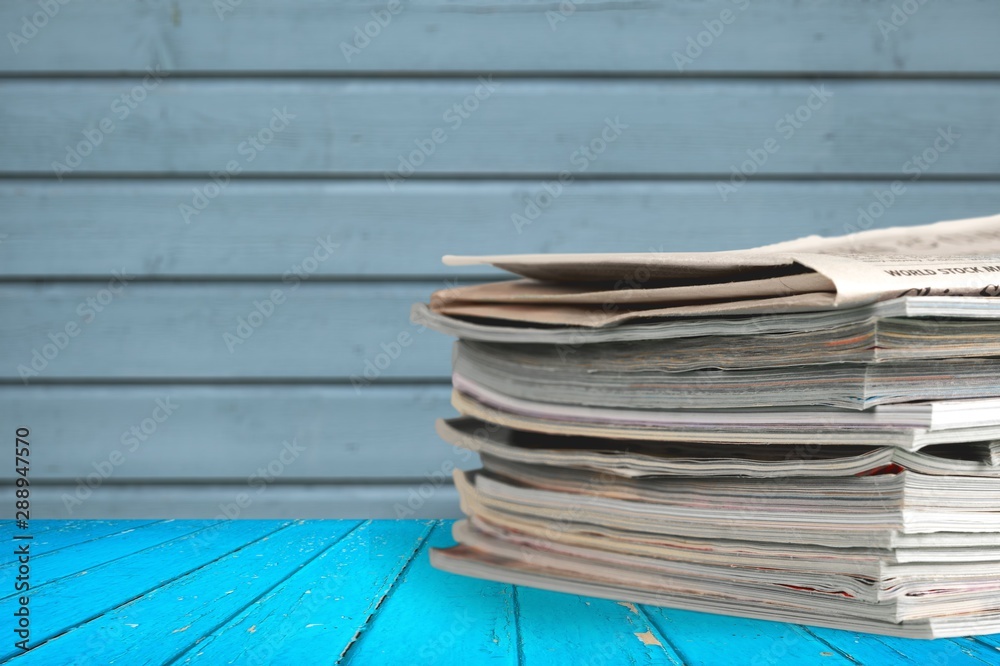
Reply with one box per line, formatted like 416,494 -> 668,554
3,180 -> 1000,277
1,80 -> 997,175
0,483 -> 462,519
0,385 -> 472,482
1,0 -> 998,74
0,283 -> 449,380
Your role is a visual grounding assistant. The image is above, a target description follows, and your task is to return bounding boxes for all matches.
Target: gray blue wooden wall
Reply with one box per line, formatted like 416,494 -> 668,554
1,0 -> 998,518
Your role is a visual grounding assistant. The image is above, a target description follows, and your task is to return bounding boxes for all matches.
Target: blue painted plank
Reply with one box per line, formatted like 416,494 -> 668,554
796,626 -> 921,664
0,520 -> 130,543
0,520 -> 158,552
173,519 -> 434,664
0,283 -> 452,380
972,634 -> 1000,650
967,635 -> 1000,659
0,520 -> 211,592
806,626 -> 1000,664
0,520 -> 60,541
2,0 -> 999,74
339,521 -> 517,665
4,180 -> 1000,279
0,519 -> 288,660
897,636 -> 1000,665
11,483 -> 464,521
0,81 -> 995,175
871,634 -> 1000,664
642,607 -> 855,666
515,588 -> 685,665
0,386 -> 474,482
13,520 -> 362,665
0,520 -> 154,556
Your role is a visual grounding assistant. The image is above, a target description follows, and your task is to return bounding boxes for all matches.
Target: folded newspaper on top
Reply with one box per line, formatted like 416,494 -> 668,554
427,213 -> 1000,326
415,213 -> 1000,638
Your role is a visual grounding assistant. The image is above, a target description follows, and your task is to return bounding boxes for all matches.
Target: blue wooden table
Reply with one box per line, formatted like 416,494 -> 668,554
3,520 -> 999,665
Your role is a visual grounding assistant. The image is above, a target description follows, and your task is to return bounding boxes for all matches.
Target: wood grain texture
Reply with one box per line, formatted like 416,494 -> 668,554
2,0 -> 999,74
642,607 -> 856,665
15,520 -> 364,666
3,180 -> 1000,278
1,80 -> 997,175
5,483 -> 463,519
0,519 -> 157,552
0,283 -> 450,380
0,385 -> 468,482
339,521 -> 518,665
7,520 -> 996,664
0,519 -> 51,540
0,520 -> 210,588
174,520 -> 435,664
974,634 -> 1000,652
0,519 -> 289,661
806,626 -> 1000,665
516,587 -> 686,665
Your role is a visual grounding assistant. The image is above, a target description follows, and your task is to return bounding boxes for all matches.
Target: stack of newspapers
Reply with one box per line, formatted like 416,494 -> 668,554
413,214 -> 1000,638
